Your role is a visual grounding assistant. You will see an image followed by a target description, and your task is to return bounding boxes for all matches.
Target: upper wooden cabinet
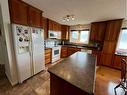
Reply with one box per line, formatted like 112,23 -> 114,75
28,7 -> 42,27
9,0 -> 28,25
61,25 -> 70,40
90,22 -> 107,42
105,19 -> 123,41
48,19 -> 61,32
43,17 -> 48,39
9,0 -> 43,27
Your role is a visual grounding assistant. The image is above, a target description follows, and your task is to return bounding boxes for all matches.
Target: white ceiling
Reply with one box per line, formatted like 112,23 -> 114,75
23,0 -> 127,25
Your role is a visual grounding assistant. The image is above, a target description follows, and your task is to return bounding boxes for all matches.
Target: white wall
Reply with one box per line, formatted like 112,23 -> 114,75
0,0 -> 18,85
122,20 -> 127,28
70,24 -> 90,30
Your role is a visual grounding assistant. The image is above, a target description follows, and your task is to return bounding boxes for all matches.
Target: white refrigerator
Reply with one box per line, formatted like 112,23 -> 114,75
12,24 -> 45,83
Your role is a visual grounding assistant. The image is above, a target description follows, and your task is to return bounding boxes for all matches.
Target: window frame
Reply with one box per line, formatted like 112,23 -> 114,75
70,29 -> 90,44
116,27 -> 127,53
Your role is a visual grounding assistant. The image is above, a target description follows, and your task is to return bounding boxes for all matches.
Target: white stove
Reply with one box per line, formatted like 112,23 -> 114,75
52,46 -> 61,63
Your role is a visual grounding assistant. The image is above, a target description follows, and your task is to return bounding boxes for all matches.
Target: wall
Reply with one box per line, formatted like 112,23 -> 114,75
0,0 -> 18,85
70,24 -> 90,30
122,20 -> 127,28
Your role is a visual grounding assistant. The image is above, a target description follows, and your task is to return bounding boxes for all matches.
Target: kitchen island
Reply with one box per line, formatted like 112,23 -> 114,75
48,52 -> 96,95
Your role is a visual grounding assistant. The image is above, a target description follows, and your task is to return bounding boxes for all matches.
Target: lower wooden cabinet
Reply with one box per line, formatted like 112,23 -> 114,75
61,46 -> 68,58
100,53 -> 114,67
67,47 -> 81,56
61,46 -> 81,58
45,48 -> 52,64
113,55 -> 126,70
92,50 -> 101,66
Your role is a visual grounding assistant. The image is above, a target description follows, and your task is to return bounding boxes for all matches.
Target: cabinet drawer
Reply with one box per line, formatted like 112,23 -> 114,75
45,49 -> 52,54
45,58 -> 51,64
45,54 -> 51,59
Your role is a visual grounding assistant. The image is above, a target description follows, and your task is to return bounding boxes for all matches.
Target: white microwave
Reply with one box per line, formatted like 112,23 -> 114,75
49,31 -> 61,39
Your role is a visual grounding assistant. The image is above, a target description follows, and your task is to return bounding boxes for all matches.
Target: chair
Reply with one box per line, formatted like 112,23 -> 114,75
114,59 -> 127,95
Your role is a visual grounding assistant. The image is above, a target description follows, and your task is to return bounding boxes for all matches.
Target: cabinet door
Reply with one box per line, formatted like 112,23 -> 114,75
90,23 -> 97,41
61,47 -> 68,58
61,25 -> 70,40
113,55 -> 126,69
9,0 -> 28,25
28,7 -> 42,27
97,22 -> 107,41
105,20 -> 123,41
48,19 -> 53,30
43,17 -> 48,39
68,47 -> 76,56
90,22 -> 106,42
102,41 -> 116,54
100,54 -> 114,67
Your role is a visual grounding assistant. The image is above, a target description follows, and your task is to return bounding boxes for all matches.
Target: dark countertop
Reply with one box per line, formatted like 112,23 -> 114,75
48,52 -> 96,94
115,52 -> 127,57
60,44 -> 101,51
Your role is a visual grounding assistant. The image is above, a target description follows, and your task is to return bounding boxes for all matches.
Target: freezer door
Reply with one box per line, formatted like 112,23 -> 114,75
31,28 -> 45,75
12,24 -> 32,83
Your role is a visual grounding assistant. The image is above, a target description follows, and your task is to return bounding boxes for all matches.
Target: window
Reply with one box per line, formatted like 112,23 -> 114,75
116,28 -> 127,54
70,30 -> 90,44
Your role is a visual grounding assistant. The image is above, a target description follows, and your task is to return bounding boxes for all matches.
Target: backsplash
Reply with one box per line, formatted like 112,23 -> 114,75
44,39 -> 61,47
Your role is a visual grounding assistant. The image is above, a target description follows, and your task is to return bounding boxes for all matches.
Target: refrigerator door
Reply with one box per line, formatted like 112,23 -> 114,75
12,24 -> 32,83
31,28 -> 45,75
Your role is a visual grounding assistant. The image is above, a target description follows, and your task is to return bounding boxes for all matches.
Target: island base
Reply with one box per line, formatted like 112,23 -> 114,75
50,73 -> 93,95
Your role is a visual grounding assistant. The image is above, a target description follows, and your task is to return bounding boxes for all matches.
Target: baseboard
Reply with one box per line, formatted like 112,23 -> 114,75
5,71 -> 18,86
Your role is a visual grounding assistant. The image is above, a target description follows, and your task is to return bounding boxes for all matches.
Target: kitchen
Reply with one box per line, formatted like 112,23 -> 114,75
0,0 -> 127,95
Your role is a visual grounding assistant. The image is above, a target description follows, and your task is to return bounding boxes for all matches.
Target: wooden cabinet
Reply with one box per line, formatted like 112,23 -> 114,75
61,46 -> 68,58
113,55 -> 126,70
105,19 -> 123,41
102,41 -> 116,54
90,22 -> 106,42
42,17 -> 48,39
100,54 -> 114,67
28,6 -> 42,27
92,50 -> 101,66
100,19 -> 123,67
9,0 -> 43,27
9,0 -> 28,25
67,47 -> 81,56
48,19 -> 61,32
61,25 -> 70,40
45,48 -> 52,64
67,47 -> 76,56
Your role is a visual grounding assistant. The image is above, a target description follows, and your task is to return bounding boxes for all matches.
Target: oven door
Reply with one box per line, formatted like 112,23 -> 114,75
52,49 -> 60,58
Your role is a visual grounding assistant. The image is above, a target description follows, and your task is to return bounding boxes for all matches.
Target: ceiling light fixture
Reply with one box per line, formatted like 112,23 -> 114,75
62,15 -> 75,22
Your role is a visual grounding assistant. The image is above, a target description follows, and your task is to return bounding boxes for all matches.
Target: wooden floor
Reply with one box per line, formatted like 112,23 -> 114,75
0,65 -> 125,95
